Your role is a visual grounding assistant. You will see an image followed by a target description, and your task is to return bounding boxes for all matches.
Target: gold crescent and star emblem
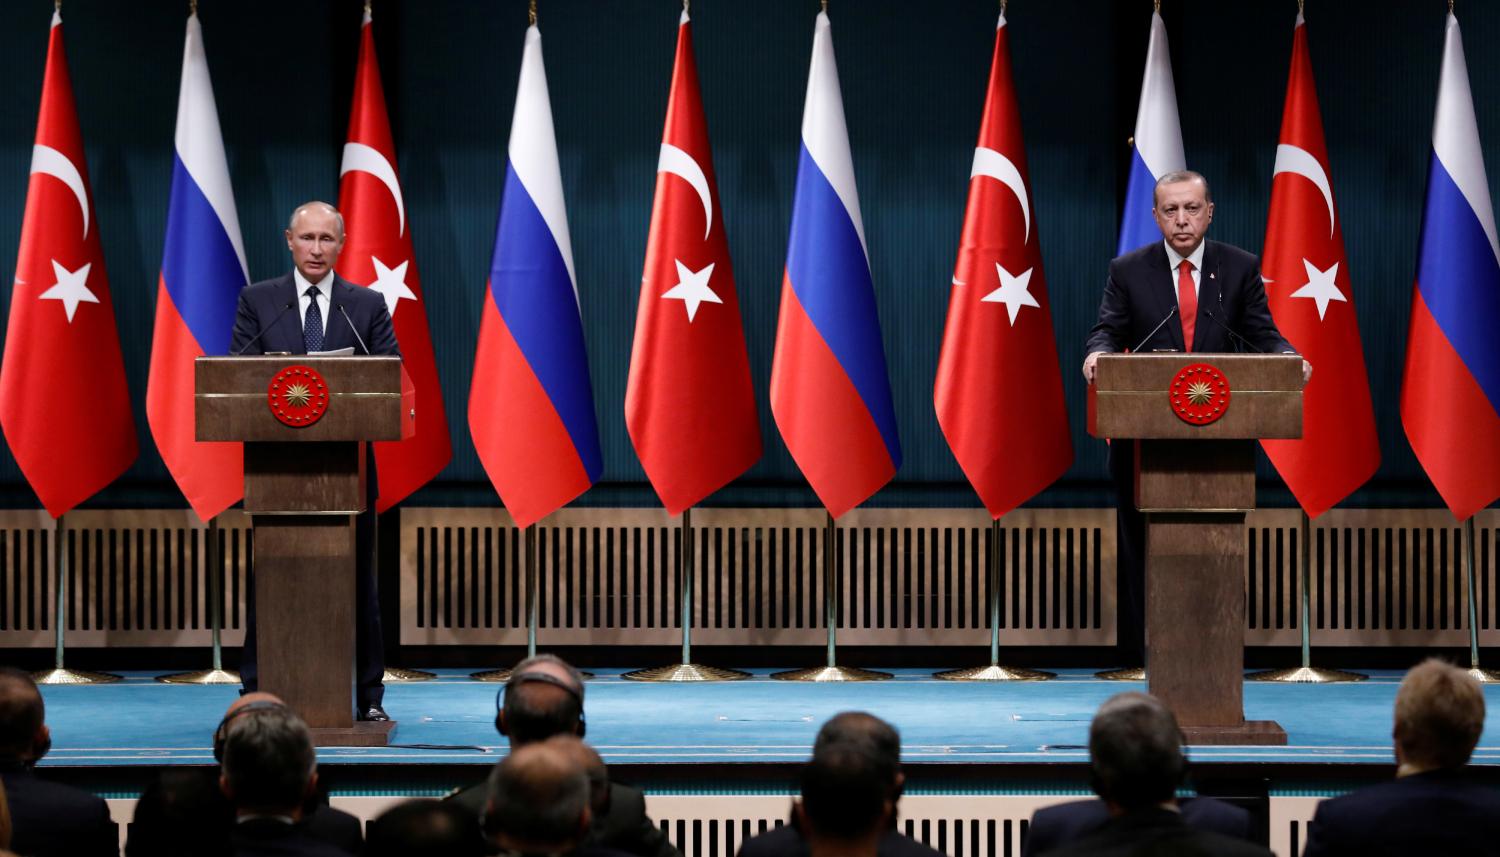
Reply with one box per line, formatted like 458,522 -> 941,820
1169,363 -> 1231,425
268,365 -> 330,427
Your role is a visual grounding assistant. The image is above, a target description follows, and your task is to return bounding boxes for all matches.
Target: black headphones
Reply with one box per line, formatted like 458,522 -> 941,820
213,700 -> 290,762
496,670 -> 586,739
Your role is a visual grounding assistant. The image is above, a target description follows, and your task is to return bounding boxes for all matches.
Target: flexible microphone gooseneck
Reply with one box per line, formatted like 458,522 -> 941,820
230,299 -> 296,356
1210,272 -> 1264,353
1130,304 -> 1179,354
336,302 -> 372,355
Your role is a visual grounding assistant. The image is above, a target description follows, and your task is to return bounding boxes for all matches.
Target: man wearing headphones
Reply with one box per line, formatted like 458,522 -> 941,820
446,654 -> 678,857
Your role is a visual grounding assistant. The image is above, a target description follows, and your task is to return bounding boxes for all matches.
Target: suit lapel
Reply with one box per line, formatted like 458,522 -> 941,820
273,274 -> 305,354
323,278 -> 351,352
1145,243 -> 1184,351
1191,241 -> 1216,352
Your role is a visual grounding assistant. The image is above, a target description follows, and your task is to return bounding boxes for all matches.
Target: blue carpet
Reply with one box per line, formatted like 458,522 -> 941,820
38,669 -> 1500,767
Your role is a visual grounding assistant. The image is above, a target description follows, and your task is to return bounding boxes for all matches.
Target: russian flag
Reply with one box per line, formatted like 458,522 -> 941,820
469,23 -> 601,529
145,10 -> 246,521
1117,9 -> 1185,256
1401,11 -> 1500,522
770,10 -> 900,519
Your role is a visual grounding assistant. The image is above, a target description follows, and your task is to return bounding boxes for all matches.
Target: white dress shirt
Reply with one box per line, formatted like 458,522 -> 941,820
293,269 -> 333,337
1163,239 -> 1205,299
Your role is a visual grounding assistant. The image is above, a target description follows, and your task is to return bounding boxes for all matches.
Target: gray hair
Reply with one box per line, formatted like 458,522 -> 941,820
510,654 -> 586,703
287,201 -> 345,239
486,737 -> 591,848
1153,170 -> 1212,204
1088,692 -> 1185,810
220,707 -> 317,812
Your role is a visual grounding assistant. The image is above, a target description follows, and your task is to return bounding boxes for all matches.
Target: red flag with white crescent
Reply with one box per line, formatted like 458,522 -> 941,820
337,9 -> 452,512
934,13 -> 1072,519
0,10 -> 137,517
625,11 -> 760,514
1261,13 -> 1379,518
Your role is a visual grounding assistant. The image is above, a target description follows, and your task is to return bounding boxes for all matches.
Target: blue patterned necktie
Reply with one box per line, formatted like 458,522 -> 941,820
303,285 -> 324,352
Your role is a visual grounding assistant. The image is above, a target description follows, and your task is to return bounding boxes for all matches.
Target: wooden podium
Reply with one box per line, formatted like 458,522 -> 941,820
196,356 -> 412,746
1089,354 -> 1302,745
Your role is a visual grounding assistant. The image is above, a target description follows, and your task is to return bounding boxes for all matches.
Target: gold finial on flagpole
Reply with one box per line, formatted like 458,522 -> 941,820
821,0 -> 828,12
365,0 -> 372,15
529,0 -> 537,25
683,0 -> 689,12
189,0 -> 197,13
1297,0 -> 1304,14
1000,0 -> 1007,14
1153,0 -> 1160,13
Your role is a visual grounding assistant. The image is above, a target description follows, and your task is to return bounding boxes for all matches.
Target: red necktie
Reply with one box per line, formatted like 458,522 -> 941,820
1177,259 -> 1196,352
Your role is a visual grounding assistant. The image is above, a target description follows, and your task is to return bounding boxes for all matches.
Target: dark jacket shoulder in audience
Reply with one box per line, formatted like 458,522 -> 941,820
1036,807 -> 1270,857
1302,768 -> 1500,857
735,821 -> 944,857
448,780 -> 677,857
1,764 -> 118,857
302,805 -> 362,855
1024,796 -> 1251,857
232,818 -> 353,857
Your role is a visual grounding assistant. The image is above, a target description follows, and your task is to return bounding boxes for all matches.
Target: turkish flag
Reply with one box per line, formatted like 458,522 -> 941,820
625,11 -> 760,514
1261,14 -> 1379,518
934,13 -> 1072,519
0,11 -> 137,518
337,9 -> 452,512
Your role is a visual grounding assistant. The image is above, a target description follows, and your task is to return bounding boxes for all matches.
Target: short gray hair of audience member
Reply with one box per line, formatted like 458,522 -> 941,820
1088,692 -> 1186,811
509,654 -> 586,703
219,707 -> 318,813
813,711 -> 900,775
286,201 -> 345,239
365,799 -> 488,857
485,736 -> 591,850
0,668 -> 45,762
799,740 -> 893,842
1153,170 -> 1212,205
1394,658 -> 1486,770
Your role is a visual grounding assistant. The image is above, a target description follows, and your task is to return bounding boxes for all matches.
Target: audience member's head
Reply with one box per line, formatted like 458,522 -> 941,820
795,739 -> 895,855
213,692 -> 288,763
484,735 -> 592,853
218,705 -> 318,819
0,668 -> 47,767
1087,692 -> 1186,813
364,799 -> 488,857
553,734 -> 611,822
1393,658 -> 1486,773
498,654 -> 587,746
125,768 -> 234,857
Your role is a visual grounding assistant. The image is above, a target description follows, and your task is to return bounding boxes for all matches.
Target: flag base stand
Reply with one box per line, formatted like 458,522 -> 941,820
383,667 -> 437,682
471,668 -> 514,683
936,664 -> 1053,682
158,668 -> 240,685
625,663 -> 750,682
1466,667 -> 1500,684
471,526 -> 596,683
1246,665 -> 1365,684
34,668 -> 120,685
1096,667 -> 1145,681
772,665 -> 890,682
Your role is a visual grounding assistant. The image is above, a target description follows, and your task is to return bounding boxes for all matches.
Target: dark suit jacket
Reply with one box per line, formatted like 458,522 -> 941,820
1302,768 -> 1500,857
127,769 -> 360,857
231,817 -> 354,857
1023,797 -> 1251,857
1085,240 -> 1293,356
447,780 -> 679,857
1036,807 -> 1271,857
1,765 -> 119,857
735,822 -> 944,857
229,273 -> 399,357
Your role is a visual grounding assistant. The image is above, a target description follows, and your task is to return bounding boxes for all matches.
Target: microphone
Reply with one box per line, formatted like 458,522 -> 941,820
1210,272 -> 1263,353
1130,305 -> 1178,353
231,299 -> 296,356
337,302 -> 372,355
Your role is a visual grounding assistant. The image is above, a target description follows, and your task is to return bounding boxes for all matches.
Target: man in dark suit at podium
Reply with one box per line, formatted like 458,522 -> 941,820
1082,171 -> 1304,666
230,201 -> 399,722
1302,659 -> 1500,857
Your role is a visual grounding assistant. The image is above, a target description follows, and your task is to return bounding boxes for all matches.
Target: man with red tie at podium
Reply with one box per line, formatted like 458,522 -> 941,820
1081,172 -> 1306,669
229,201 -> 399,722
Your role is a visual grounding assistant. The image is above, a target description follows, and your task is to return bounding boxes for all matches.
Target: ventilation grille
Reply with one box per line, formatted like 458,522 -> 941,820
0,510 -> 250,647
399,508 -> 1115,646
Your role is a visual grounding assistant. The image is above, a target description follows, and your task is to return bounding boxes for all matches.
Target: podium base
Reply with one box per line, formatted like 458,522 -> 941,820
310,720 -> 394,747
1180,720 -> 1286,746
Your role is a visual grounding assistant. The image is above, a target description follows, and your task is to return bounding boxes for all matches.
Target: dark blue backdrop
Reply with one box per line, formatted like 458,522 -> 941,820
0,0 -> 1493,512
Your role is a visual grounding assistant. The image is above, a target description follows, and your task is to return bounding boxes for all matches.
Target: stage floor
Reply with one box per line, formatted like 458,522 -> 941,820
38,667 -> 1500,769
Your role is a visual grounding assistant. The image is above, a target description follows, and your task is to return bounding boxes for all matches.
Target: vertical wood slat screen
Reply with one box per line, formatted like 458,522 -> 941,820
0,509 -> 250,647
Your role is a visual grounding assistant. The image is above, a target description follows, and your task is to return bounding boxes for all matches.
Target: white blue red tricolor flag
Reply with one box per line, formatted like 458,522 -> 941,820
469,23 -> 601,529
1401,11 -> 1500,522
770,10 -> 900,519
1117,9 -> 1185,256
0,9 -> 137,517
934,11 -> 1072,520
145,10 -> 246,521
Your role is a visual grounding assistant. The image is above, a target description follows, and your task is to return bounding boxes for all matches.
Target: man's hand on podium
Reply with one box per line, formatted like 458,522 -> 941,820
1083,351 -> 1103,384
